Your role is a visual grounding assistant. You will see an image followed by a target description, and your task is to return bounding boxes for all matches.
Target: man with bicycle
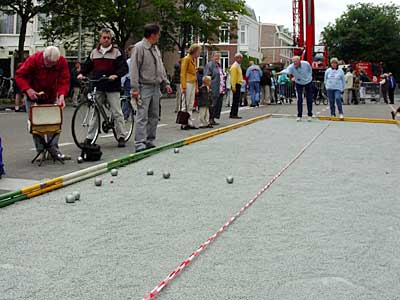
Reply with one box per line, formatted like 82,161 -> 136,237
78,28 -> 129,148
15,46 -> 70,160
130,24 -> 172,152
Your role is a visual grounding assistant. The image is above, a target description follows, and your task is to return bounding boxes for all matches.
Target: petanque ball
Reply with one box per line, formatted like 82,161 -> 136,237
94,178 -> 102,187
147,169 -> 154,176
66,194 -> 76,203
77,156 -> 83,164
163,172 -> 171,179
174,148 -> 180,154
226,176 -> 234,184
110,169 -> 118,176
72,191 -> 80,201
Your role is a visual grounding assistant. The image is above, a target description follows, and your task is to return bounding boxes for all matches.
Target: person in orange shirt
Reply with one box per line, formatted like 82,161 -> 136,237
180,44 -> 201,129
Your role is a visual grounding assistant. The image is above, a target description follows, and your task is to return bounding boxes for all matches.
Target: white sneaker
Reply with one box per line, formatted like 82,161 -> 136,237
296,117 -> 302,122
339,114 -> 344,120
307,116 -> 312,122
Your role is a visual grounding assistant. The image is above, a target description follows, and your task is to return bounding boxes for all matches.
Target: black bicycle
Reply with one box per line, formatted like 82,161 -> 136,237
71,77 -> 135,148
313,80 -> 329,105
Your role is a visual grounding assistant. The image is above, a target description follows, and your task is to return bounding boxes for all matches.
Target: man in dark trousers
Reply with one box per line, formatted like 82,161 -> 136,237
388,73 -> 397,105
205,51 -> 226,125
229,53 -> 244,119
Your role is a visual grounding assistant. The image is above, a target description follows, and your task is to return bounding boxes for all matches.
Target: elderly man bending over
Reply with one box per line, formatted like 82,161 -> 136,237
15,46 -> 70,161
279,56 -> 314,122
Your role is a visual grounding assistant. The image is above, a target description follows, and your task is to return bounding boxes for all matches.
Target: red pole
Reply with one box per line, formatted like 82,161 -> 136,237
305,0 -> 314,64
298,0 -> 304,48
292,0 -> 304,47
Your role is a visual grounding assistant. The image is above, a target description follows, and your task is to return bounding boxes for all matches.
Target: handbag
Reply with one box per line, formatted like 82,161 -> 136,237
176,93 -> 190,125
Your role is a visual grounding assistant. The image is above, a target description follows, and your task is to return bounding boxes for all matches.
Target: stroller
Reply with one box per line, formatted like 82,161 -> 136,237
0,137 -> 5,178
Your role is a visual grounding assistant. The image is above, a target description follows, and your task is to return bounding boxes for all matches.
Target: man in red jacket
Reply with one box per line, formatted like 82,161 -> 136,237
15,46 -> 70,160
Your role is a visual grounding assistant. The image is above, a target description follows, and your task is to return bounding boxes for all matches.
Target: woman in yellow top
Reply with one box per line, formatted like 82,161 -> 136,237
180,44 -> 201,129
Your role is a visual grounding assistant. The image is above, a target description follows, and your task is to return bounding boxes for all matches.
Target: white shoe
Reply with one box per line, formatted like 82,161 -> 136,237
296,117 -> 302,122
307,116 -> 312,122
339,114 -> 344,120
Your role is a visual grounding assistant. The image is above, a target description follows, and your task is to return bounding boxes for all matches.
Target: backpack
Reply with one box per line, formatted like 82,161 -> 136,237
80,143 -> 102,161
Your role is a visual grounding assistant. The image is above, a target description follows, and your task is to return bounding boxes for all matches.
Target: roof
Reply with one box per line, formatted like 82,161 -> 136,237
245,4 -> 257,21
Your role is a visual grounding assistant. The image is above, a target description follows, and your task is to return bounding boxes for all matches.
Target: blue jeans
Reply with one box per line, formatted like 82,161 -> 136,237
249,81 -> 260,106
327,89 -> 343,116
295,82 -> 313,118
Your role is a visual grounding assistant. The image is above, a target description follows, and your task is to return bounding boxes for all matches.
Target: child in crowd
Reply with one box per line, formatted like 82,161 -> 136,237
198,76 -> 213,128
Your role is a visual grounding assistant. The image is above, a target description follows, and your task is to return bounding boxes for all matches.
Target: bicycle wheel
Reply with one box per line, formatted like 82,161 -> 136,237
113,97 -> 135,142
72,101 -> 101,149
322,95 -> 329,105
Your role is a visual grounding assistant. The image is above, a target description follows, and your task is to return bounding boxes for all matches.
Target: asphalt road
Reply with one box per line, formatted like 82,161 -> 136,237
0,95 -> 398,194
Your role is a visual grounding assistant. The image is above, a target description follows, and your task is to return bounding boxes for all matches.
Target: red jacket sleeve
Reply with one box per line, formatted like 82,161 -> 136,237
14,55 -> 36,92
57,57 -> 70,97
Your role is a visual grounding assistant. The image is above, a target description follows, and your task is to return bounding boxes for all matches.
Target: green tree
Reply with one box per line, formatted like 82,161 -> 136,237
0,0 -> 56,64
322,2 -> 400,75
152,0 -> 248,57
41,0 -> 152,50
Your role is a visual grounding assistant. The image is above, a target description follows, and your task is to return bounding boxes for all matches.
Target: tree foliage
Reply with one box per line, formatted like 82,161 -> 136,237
41,0 -> 153,49
152,0 -> 248,57
322,2 -> 400,75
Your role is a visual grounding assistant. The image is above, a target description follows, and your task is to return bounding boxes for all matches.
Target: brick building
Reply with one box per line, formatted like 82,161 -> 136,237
260,23 -> 293,67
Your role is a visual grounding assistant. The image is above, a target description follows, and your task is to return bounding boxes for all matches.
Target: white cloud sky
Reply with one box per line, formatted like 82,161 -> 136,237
246,0 -> 400,42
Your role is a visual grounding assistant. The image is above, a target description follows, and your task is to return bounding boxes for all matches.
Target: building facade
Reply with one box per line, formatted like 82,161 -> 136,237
260,23 -> 293,66
0,11 -> 46,76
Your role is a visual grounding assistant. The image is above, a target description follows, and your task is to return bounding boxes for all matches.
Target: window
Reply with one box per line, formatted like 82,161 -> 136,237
198,50 -> 208,67
0,12 -> 14,34
36,13 -> 48,32
239,25 -> 247,45
219,25 -> 230,44
16,15 -> 22,34
220,51 -> 229,71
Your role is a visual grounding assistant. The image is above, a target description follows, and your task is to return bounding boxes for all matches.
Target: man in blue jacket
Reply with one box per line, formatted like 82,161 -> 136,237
246,61 -> 262,107
278,56 -> 314,121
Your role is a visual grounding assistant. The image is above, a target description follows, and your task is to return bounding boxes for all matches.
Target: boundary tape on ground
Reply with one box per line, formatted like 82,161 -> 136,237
0,114 -> 272,209
318,115 -> 399,125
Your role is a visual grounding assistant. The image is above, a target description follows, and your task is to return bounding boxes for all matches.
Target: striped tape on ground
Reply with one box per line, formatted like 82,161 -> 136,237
142,123 -> 331,300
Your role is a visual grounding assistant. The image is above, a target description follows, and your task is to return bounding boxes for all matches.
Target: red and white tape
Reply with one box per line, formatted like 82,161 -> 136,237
143,124 -> 331,300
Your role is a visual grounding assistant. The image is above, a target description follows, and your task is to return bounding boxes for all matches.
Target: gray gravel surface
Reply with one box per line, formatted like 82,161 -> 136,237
0,118 -> 399,300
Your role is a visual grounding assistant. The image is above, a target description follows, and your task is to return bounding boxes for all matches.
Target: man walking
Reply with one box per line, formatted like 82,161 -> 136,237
131,24 -> 172,152
279,56 -> 314,121
246,61 -> 262,107
343,68 -> 353,105
205,52 -> 226,125
229,53 -> 244,119
388,73 -> 397,105
78,28 -> 128,148
70,61 -> 81,107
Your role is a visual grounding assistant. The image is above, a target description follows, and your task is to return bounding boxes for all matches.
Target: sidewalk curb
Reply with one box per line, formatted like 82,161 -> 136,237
0,114 -> 272,208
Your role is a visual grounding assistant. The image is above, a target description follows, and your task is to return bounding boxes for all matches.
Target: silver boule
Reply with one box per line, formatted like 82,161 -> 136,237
66,194 -> 76,203
94,178 -> 102,186
72,191 -> 80,201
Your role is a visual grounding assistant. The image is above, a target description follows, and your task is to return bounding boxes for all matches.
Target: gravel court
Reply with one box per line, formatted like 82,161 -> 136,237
160,121 -> 400,300
0,118 -> 331,300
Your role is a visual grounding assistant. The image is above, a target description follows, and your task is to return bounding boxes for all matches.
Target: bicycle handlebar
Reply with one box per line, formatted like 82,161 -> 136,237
81,75 -> 111,83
